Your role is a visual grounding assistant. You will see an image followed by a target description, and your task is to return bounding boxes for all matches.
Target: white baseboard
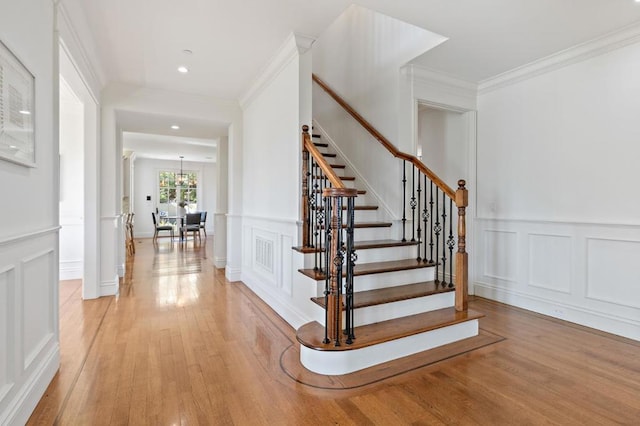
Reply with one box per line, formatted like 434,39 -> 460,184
241,269 -> 311,329
225,266 -> 242,282
214,257 -> 227,269
59,260 -> 83,281
0,344 -> 59,426
100,274 -> 119,297
474,281 -> 640,341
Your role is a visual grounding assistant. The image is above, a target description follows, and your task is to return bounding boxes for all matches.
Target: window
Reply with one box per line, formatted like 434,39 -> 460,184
158,170 -> 198,215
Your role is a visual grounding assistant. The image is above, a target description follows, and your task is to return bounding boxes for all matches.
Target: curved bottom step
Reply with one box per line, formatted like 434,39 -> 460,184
298,308 -> 483,375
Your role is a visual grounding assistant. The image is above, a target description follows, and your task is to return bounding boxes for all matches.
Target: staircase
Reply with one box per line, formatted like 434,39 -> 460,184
292,78 -> 479,375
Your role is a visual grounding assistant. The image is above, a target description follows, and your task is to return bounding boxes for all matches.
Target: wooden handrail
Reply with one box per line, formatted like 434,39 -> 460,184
302,125 -> 345,189
312,74 -> 456,201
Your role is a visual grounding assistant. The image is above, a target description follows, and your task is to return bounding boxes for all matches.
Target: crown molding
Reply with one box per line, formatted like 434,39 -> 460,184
408,64 -> 478,111
479,21 -> 640,95
239,32 -> 315,108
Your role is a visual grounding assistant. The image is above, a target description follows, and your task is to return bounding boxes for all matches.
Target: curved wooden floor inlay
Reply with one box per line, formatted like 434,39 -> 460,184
280,330 -> 505,390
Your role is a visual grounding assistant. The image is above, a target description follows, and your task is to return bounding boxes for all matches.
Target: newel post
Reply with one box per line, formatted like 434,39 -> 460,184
323,187 -> 357,346
301,125 -> 310,247
455,180 -> 468,312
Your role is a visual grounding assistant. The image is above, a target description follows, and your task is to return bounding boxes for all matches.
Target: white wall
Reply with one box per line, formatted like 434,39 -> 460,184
474,36 -> 640,340
59,78 -> 84,280
132,158 -> 216,238
0,1 -> 60,424
235,33 -> 315,327
313,5 -> 445,152
418,106 -> 468,186
312,5 -> 446,219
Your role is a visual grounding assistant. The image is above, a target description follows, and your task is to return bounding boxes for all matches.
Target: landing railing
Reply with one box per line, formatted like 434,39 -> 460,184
310,74 -> 469,312
301,125 -> 358,345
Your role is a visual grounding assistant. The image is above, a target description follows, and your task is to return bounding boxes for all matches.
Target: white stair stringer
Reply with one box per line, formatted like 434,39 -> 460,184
300,319 -> 479,375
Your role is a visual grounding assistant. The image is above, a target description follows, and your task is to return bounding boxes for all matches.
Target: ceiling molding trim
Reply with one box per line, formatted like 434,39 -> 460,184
479,21 -> 640,95
56,2 -> 106,97
409,64 -> 478,111
239,32 -> 316,108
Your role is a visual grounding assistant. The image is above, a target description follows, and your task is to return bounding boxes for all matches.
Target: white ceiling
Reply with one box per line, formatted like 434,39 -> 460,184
78,0 -> 640,98
123,132 -> 217,163
74,0 -> 640,160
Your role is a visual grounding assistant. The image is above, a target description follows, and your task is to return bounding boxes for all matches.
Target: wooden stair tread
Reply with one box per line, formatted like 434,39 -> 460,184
297,307 -> 484,351
312,134 -> 321,138
317,205 -> 378,210
320,222 -> 392,230
313,142 -> 328,148
323,153 -> 337,158
311,281 -> 454,309
299,258 -> 436,280
330,164 -> 346,169
313,175 -> 355,181
314,189 -> 366,194
293,239 -> 418,254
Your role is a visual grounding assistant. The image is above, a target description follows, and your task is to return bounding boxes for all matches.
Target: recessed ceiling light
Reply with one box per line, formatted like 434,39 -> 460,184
182,49 -> 193,55
19,110 -> 31,115
177,66 -> 189,73
9,145 -> 17,149
171,125 -> 180,130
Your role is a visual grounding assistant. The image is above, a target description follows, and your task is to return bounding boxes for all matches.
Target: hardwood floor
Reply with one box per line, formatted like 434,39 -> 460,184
29,237 -> 640,425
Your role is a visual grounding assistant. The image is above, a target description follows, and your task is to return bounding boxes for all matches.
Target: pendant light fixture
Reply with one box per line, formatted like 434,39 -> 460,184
177,156 -> 187,186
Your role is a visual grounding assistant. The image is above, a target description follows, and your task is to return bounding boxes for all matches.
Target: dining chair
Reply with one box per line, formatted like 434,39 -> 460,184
152,212 -> 174,241
181,213 -> 202,242
199,211 -> 207,237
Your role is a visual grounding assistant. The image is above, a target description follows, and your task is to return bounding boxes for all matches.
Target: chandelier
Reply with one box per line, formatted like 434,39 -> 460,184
177,156 -> 188,186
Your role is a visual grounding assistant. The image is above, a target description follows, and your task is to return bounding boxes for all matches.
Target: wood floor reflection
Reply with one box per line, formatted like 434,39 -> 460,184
28,237 -> 640,425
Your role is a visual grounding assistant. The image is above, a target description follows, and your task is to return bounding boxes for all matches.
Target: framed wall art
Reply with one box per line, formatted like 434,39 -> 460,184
0,39 -> 35,167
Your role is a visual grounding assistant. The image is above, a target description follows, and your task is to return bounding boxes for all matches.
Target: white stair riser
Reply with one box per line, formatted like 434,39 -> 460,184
310,291 -> 454,327
354,245 -> 416,263
314,266 -> 436,295
353,226 -> 391,241
301,245 -> 416,268
300,319 -> 479,375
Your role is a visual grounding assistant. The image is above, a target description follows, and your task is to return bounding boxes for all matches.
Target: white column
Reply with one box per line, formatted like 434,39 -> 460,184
226,112 -> 243,281
214,136 -> 228,268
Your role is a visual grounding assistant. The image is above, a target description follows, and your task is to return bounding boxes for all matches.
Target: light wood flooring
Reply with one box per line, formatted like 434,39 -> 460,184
28,236 -> 640,425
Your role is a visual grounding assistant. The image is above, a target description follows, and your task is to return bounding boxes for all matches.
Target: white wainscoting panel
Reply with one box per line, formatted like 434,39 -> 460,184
587,237 -> 640,309
0,266 -> 15,402
21,250 -> 55,371
528,233 -> 572,293
240,216 -> 317,329
474,218 -> 640,341
483,230 -> 517,282
0,228 -> 59,425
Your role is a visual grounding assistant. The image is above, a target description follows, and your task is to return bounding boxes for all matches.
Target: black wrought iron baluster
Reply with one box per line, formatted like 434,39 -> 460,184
322,199 -> 331,344
317,192 -> 325,273
411,165 -> 416,242
434,187 -> 441,283
402,161 -> 407,242
345,196 -> 356,344
416,171 -> 422,261
311,159 -> 319,270
447,198 -> 455,289
422,175 -> 429,263
334,196 -> 344,346
429,181 -> 435,264
306,154 -> 312,248
441,191 -> 447,287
